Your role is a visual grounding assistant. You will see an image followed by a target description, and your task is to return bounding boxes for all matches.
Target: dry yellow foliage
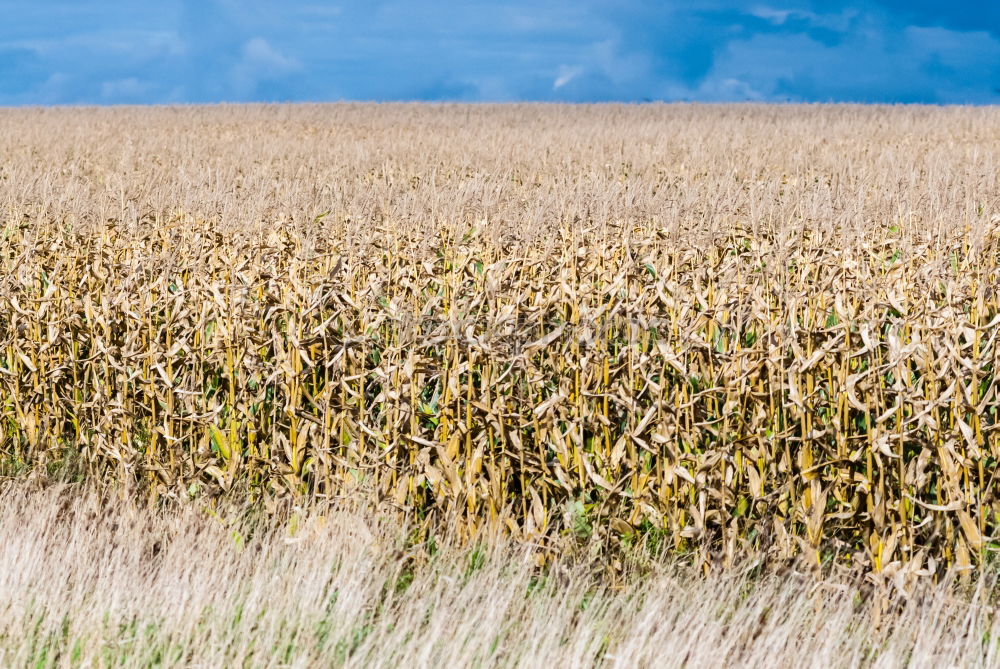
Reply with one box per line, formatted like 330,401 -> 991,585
1,104 -> 999,572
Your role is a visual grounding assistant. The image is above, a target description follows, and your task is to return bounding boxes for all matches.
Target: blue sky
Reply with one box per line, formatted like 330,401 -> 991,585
1,1 -> 998,105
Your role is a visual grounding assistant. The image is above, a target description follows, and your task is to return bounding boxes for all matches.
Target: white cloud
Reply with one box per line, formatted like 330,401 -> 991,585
749,7 -> 794,25
229,37 -> 301,97
4,30 -> 186,58
691,21 -> 1000,103
705,77 -> 766,101
553,65 -> 583,89
241,37 -> 300,75
100,77 -> 151,101
749,6 -> 858,31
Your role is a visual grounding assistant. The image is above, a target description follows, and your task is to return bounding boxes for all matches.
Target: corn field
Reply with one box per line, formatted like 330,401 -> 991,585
2,104 -> 999,574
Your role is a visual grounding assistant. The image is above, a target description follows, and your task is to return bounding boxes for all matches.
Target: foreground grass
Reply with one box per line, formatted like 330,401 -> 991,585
2,482 -> 999,668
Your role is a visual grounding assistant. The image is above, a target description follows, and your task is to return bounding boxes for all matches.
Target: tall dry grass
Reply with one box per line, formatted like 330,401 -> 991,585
1,104 -> 999,575
2,481 -> 1000,668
